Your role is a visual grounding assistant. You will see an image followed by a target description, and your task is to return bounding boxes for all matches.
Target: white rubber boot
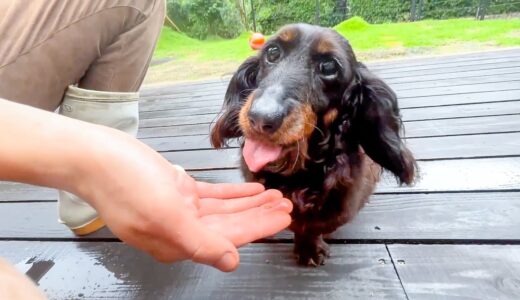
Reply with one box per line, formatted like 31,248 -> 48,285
58,85 -> 139,235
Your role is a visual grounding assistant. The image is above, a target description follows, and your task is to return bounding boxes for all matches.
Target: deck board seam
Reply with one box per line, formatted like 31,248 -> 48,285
385,244 -> 410,300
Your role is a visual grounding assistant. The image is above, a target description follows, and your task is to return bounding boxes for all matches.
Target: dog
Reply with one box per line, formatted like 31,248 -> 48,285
211,24 -> 416,266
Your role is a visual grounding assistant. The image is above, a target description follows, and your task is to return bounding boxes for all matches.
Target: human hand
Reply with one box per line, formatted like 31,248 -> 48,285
73,127 -> 292,272
0,99 -> 291,272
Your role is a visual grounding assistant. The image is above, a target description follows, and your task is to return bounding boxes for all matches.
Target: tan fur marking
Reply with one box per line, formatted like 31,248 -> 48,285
316,38 -> 335,54
272,104 -> 317,145
238,93 -> 255,137
279,28 -> 297,42
323,108 -> 338,127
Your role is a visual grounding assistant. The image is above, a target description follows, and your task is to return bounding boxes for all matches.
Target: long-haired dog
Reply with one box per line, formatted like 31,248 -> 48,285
211,24 -> 416,266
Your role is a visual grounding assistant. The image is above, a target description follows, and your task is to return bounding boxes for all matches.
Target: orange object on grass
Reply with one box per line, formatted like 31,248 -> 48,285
249,32 -> 265,50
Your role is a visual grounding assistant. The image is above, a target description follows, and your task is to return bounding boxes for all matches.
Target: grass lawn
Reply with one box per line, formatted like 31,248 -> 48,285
145,17 -> 520,84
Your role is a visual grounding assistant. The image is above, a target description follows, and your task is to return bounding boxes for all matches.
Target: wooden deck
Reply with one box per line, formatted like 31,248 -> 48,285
1,49 -> 520,299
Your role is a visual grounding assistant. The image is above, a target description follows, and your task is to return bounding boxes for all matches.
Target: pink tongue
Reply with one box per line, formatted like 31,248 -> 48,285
243,139 -> 282,172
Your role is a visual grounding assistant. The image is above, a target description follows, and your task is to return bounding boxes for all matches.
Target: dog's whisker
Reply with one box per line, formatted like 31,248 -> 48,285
290,140 -> 301,172
305,121 -> 325,138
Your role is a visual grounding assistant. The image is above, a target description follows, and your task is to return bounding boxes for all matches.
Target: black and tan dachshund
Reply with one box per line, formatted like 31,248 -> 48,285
211,24 -> 417,266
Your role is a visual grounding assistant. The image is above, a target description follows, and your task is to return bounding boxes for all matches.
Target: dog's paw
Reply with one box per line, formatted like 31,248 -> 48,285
294,235 -> 330,266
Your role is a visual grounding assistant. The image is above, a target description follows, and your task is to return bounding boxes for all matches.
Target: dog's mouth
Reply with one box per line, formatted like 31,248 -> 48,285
238,94 -> 318,173
242,138 -> 283,172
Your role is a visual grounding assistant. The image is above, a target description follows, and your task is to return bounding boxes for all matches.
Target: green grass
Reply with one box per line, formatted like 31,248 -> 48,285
154,31 -> 255,61
335,17 -> 520,50
153,17 -> 520,61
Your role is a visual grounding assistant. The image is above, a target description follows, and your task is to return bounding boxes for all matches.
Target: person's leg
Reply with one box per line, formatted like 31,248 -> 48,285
0,0 -> 165,234
0,258 -> 47,300
0,0 -> 165,110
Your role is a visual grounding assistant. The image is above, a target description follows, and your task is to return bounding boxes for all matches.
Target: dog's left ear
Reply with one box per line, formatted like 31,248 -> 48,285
211,56 -> 259,148
344,64 -> 416,185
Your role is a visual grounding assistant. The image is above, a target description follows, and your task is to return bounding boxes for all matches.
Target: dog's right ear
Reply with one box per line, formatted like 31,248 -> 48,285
211,56 -> 260,148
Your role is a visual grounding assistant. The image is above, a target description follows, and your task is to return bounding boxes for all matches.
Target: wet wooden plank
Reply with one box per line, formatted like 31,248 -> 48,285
329,192 -> 520,241
140,98 -> 223,111
373,56 -> 520,75
389,72 -> 520,91
139,114 -> 217,128
2,157 -> 518,202
138,100 -> 520,129
140,96 -> 223,112
370,54 -> 520,72
0,182 -> 56,202
387,245 -> 520,300
2,191 -> 520,241
398,89 -> 520,108
140,67 -> 520,107
145,132 -> 520,169
137,89 -> 520,120
138,72 -> 520,113
139,106 -> 221,120
0,242 -> 405,299
142,126 -> 520,157
404,115 -> 520,138
381,67 -> 520,85
406,132 -> 520,160
142,134 -> 213,152
397,82 -> 519,99
375,61 -> 520,79
138,123 -> 213,138
368,49 -> 520,68
141,82 -> 228,98
139,113 -> 520,140
400,101 -> 520,122
189,157 -> 520,193
1,155 -> 518,203
138,80 -> 520,114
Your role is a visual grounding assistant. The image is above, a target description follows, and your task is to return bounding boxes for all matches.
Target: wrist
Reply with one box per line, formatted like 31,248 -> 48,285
0,99 -> 119,201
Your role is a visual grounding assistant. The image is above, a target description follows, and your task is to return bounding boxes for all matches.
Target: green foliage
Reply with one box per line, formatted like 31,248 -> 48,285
421,0 -> 520,19
166,0 -> 520,39
420,0 -> 477,19
255,0 -> 337,34
348,0 -> 411,23
487,0 -> 520,14
166,0 -> 244,39
347,0 -> 520,23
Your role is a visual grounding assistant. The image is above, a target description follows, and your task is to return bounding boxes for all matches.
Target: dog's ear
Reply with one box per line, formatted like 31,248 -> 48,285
343,64 -> 416,185
211,56 -> 259,148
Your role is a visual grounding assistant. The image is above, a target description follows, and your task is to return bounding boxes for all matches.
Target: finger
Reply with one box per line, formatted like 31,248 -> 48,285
201,198 -> 293,247
195,181 -> 265,199
198,189 -> 283,216
176,216 -> 241,272
172,164 -> 186,174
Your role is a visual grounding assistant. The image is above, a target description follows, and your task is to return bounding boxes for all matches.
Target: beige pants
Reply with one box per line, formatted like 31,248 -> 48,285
0,0 -> 165,110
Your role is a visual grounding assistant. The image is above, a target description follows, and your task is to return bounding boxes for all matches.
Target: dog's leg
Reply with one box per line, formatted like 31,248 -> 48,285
293,233 -> 330,266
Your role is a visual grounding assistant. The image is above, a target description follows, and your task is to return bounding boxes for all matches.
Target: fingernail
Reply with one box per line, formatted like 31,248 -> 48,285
215,252 -> 237,272
263,199 -> 292,211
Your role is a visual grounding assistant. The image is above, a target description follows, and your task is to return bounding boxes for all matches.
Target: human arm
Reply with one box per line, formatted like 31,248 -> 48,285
0,98 -> 292,271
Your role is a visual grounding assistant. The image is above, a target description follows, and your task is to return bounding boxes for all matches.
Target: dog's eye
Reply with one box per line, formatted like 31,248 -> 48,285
319,60 -> 338,77
266,46 -> 281,63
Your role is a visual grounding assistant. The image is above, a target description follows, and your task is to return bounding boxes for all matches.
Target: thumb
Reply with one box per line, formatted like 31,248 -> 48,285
182,219 -> 240,272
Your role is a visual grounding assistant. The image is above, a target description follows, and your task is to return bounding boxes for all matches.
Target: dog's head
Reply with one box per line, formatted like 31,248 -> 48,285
211,24 -> 415,184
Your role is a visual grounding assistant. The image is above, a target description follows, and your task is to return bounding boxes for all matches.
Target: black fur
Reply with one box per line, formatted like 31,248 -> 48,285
211,24 -> 416,266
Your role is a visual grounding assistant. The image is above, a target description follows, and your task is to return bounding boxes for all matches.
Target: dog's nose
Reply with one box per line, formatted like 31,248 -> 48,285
248,110 -> 284,134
